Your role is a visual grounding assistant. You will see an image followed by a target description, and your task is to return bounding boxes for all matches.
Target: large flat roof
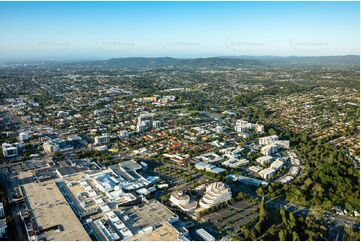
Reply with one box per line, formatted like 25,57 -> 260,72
125,200 -> 180,241
22,180 -> 91,241
56,166 -> 88,177
127,221 -> 180,241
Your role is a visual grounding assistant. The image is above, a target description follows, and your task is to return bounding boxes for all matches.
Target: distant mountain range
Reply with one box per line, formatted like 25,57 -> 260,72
2,55 -> 359,67
218,55 -> 360,64
92,55 -> 359,68
94,57 -> 261,68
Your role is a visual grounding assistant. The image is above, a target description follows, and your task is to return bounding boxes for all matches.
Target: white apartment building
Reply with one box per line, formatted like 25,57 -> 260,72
261,144 -> 279,156
273,140 -> 290,149
256,156 -> 273,166
136,122 -> 147,132
289,166 -> 300,176
234,120 -> 251,133
235,119 -> 264,134
136,113 -> 153,132
152,120 -> 162,130
270,159 -> 284,170
259,167 -> 276,180
255,123 -> 265,133
261,144 -> 278,156
258,135 -> 279,146
222,158 -> 249,168
94,134 -> 110,145
199,182 -> 232,209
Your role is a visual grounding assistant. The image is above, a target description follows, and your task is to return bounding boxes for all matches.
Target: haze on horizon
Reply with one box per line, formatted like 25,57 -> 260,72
0,1 -> 359,61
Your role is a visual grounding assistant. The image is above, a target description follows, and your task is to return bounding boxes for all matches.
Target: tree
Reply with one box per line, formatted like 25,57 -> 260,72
256,186 -> 265,197
279,229 -> 287,241
255,223 -> 261,234
288,212 -> 297,231
160,193 -> 170,202
268,128 -> 277,136
267,224 -> 278,237
243,227 -> 250,239
343,227 -> 360,241
292,231 -> 300,241
250,230 -> 257,240
53,151 -> 64,160
259,198 -> 266,219
280,208 -> 288,226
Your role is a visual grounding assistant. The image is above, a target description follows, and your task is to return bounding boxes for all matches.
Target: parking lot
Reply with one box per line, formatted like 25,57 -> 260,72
202,200 -> 259,232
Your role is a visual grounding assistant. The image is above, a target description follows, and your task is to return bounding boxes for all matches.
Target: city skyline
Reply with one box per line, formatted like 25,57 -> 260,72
0,1 -> 360,61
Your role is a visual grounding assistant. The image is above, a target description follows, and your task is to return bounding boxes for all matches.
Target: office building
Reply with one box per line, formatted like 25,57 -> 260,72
2,143 -> 20,157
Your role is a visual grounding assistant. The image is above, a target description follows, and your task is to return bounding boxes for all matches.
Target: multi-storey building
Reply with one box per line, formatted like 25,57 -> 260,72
2,143 -> 20,157
258,167 -> 276,180
261,144 -> 279,156
169,191 -> 197,212
152,120 -> 162,130
43,140 -> 60,154
199,182 -> 232,209
258,135 -> 279,146
94,134 -> 110,145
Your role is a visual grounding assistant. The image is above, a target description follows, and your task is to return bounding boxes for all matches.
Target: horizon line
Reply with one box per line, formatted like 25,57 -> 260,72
0,54 -> 360,63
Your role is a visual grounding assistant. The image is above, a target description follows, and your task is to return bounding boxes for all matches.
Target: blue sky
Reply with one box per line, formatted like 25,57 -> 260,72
0,1 -> 359,60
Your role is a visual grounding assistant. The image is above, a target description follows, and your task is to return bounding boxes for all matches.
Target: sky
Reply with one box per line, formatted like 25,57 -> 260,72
0,1 -> 359,61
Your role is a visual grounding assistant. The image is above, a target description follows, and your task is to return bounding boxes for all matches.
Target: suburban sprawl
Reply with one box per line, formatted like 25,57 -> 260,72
0,56 -> 359,241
